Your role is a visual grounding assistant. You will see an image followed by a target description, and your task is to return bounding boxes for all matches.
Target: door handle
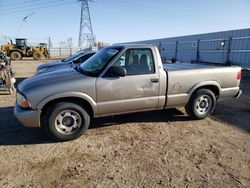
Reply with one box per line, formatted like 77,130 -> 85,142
150,78 -> 159,83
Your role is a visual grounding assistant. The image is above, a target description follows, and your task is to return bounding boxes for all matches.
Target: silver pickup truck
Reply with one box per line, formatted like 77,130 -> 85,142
14,44 -> 242,141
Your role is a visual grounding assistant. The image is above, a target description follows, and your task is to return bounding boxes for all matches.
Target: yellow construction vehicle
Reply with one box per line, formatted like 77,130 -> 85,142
1,38 -> 49,60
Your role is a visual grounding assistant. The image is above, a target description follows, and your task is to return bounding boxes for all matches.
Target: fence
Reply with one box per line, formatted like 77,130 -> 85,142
49,47 -> 82,57
48,46 -> 100,57
129,28 -> 250,68
0,35 -> 12,46
0,35 -> 99,57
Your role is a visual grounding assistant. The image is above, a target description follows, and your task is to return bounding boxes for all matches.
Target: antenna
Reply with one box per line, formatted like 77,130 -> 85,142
78,0 -> 95,48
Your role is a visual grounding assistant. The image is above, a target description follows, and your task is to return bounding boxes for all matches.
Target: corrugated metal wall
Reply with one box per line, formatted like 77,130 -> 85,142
130,28 -> 250,68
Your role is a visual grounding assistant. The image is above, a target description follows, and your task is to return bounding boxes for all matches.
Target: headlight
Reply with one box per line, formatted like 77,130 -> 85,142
17,92 -> 31,108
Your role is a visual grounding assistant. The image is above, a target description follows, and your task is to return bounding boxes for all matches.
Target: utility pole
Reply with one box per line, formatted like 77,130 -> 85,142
16,12 -> 35,37
78,0 -> 95,48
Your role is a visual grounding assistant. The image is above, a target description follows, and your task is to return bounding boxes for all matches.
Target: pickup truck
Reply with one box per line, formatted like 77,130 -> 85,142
36,51 -> 95,74
14,44 -> 242,141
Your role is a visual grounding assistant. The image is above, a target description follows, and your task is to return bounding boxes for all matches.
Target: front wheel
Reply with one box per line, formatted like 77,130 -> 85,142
44,102 -> 90,141
10,51 -> 22,61
185,89 -> 216,120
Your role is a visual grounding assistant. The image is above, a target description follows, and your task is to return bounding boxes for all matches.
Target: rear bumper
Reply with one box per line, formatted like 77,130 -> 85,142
234,89 -> 242,99
14,103 -> 41,128
220,87 -> 241,100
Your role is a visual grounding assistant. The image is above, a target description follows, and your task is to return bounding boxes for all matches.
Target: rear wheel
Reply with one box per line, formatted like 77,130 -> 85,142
185,89 -> 216,120
44,102 -> 90,141
33,52 -> 42,60
10,51 -> 22,61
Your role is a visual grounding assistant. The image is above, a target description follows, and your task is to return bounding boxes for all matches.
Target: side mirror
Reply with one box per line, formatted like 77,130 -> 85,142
72,59 -> 77,64
111,66 -> 126,77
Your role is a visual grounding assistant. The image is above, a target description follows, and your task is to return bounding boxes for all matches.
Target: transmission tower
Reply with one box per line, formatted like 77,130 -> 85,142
78,0 -> 95,48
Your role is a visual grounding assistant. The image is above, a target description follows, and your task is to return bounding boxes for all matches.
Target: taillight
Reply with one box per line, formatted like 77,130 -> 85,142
237,70 -> 241,80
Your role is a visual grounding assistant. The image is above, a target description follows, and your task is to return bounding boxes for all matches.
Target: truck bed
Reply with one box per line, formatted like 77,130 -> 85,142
163,62 -> 241,108
163,62 -> 218,71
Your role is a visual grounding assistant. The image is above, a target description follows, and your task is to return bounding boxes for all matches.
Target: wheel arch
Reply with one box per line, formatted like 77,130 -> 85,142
188,81 -> 221,100
40,97 -> 95,123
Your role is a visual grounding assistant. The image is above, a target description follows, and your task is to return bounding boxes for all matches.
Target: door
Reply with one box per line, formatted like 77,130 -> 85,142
96,48 -> 160,115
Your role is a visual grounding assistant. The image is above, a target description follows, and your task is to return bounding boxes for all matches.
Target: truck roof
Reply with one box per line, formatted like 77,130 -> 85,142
111,43 -> 155,48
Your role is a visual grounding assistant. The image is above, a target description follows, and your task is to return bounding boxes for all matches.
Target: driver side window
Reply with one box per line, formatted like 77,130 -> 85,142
112,48 -> 155,75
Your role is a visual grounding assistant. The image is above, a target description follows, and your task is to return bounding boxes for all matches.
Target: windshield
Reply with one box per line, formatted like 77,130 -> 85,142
80,47 -> 122,76
62,51 -> 84,62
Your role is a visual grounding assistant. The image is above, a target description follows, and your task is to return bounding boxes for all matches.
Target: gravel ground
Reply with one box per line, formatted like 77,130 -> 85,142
0,59 -> 249,188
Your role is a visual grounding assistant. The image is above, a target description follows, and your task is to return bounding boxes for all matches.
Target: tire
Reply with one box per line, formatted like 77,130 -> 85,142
185,89 -> 216,120
26,50 -> 33,57
10,51 -> 22,61
33,52 -> 42,60
44,102 -> 90,141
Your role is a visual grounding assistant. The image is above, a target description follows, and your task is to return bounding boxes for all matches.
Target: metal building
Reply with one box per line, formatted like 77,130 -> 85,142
130,28 -> 250,68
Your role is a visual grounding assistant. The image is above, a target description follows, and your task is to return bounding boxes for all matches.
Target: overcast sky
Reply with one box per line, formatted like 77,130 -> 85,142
0,0 -> 249,46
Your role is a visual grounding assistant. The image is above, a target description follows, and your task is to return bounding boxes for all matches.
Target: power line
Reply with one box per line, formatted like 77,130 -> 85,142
95,0 -> 215,24
0,0 -> 34,8
93,1 -> 197,25
0,1 -> 77,15
0,0 -> 67,12
107,0 -> 214,22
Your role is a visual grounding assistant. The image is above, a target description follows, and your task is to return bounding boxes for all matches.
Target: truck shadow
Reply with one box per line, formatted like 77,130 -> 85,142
1,77 -> 249,146
91,108 -> 189,129
0,107 -> 189,146
0,107 -> 50,146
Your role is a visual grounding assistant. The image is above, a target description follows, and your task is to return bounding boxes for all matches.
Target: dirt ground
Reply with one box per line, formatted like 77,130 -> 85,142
0,58 -> 249,188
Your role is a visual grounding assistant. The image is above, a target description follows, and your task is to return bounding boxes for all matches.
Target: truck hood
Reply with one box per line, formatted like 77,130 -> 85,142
18,67 -> 97,110
18,68 -> 84,93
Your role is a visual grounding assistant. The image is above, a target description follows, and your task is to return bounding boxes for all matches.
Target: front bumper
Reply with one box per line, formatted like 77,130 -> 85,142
14,103 -> 41,128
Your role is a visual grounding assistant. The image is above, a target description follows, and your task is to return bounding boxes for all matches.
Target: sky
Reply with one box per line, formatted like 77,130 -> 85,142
0,0 -> 249,47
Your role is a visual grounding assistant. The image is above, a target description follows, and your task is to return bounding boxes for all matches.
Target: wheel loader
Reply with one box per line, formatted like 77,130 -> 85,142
0,38 -> 49,61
